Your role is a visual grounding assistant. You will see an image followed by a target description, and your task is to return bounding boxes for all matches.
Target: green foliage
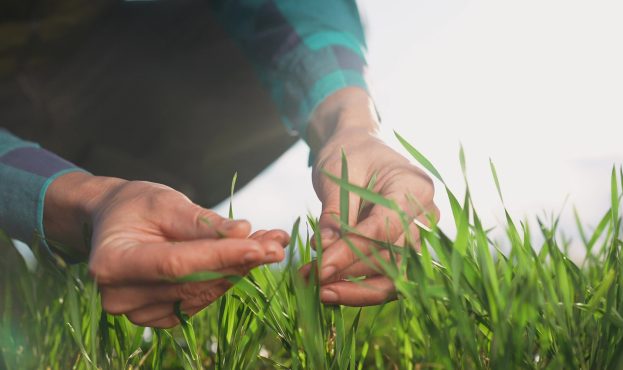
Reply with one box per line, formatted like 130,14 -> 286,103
1,136 -> 623,369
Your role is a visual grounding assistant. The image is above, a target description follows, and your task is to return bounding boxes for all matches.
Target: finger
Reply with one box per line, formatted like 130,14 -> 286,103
144,305 -> 205,328
144,315 -> 179,329
324,223 -> 427,284
249,230 -> 267,239
320,210 -> 437,284
318,199 -> 436,283
394,221 -> 422,249
127,304 -> 205,328
395,204 -> 439,248
300,249 -> 394,283
251,229 -> 290,246
315,232 -> 379,283
125,302 -> 175,326
299,247 -> 396,282
101,275 -> 241,314
91,239 -> 284,285
321,250 -> 394,283
319,276 -> 396,306
415,203 -> 440,227
161,200 -> 251,240
125,287 -> 223,326
179,282 -> 233,310
313,175 -> 360,249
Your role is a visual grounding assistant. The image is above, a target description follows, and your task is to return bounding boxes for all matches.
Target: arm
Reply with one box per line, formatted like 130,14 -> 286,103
0,129 -> 288,327
211,2 -> 439,306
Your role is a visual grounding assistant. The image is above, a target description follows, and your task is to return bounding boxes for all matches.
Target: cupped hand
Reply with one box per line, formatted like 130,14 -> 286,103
45,174 -> 288,328
302,89 -> 439,307
308,130 -> 439,306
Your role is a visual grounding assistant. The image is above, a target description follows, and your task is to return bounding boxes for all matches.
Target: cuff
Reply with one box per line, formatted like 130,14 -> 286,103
271,41 -> 369,143
0,142 -> 86,254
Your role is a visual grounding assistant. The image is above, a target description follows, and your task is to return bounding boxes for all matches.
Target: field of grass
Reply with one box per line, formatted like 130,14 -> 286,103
1,133 -> 623,370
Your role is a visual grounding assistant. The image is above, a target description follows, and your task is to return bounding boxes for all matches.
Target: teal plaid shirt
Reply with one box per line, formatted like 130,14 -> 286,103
0,0 -> 369,244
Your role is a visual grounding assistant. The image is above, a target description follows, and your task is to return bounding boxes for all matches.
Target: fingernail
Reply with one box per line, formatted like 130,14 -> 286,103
320,289 -> 338,303
320,265 -> 336,281
221,220 -> 239,231
243,250 -> 262,263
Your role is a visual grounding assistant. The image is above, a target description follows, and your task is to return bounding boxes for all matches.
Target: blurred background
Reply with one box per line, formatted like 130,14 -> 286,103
214,0 -> 623,259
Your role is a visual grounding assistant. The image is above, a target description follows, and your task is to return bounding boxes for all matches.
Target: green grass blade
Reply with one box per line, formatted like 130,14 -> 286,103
173,302 -> 199,366
340,149 -> 350,228
229,171 -> 238,219
489,158 -> 505,204
395,131 -> 444,183
323,170 -> 397,211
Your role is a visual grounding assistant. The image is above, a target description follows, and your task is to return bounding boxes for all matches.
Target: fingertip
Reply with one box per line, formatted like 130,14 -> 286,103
218,219 -> 251,238
322,278 -> 396,306
249,230 -> 267,239
320,288 -> 339,304
312,227 -> 340,249
261,240 -> 285,263
264,229 -> 290,246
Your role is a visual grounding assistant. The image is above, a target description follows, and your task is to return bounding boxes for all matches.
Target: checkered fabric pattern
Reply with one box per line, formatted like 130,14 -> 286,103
0,129 -> 84,244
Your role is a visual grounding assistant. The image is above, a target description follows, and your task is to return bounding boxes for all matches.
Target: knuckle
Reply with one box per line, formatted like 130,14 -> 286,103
146,189 -> 182,212
194,207 -> 220,228
368,215 -> 401,241
339,243 -> 360,268
158,253 -> 186,279
212,248 -> 227,269
414,181 -> 435,203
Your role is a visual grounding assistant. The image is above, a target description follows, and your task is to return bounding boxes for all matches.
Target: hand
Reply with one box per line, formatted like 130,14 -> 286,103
303,88 -> 439,306
44,173 -> 288,327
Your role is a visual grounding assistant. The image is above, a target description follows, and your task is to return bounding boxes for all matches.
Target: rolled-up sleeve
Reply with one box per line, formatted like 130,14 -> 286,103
211,0 -> 369,142
0,129 -> 84,245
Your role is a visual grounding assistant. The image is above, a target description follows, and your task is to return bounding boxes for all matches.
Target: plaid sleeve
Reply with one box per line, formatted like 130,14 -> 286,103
211,0 -> 369,142
0,129 -> 84,245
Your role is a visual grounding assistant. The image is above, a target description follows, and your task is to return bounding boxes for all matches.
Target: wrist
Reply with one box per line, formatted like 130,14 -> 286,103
307,87 -> 380,155
43,172 -> 126,258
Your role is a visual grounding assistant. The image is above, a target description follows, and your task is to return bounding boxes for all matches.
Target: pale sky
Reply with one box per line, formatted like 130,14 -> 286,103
215,0 -> 623,257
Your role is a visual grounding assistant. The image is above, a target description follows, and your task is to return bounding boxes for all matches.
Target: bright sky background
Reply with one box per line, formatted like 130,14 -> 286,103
216,0 -> 623,258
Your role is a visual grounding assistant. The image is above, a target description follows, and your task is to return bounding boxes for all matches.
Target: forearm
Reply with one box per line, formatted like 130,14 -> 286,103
307,87 -> 380,157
